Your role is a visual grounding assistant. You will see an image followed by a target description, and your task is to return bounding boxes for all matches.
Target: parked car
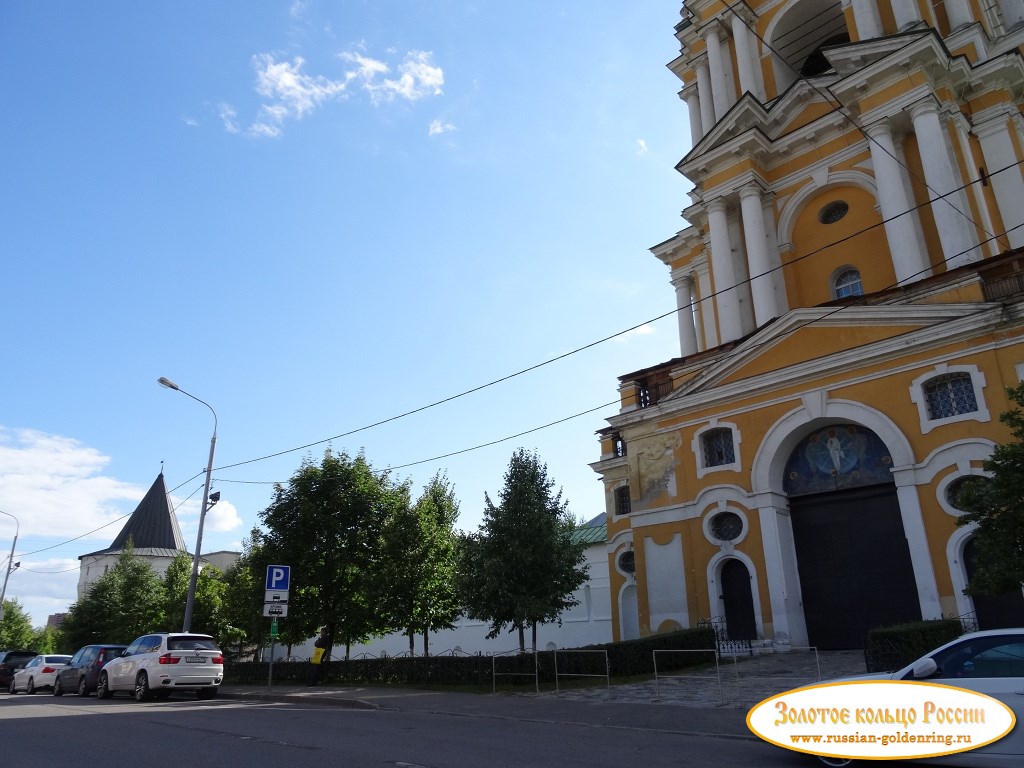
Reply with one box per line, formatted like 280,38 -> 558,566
0,650 -> 39,692
96,632 -> 223,701
53,644 -> 127,697
9,654 -> 73,694
806,628 -> 1024,767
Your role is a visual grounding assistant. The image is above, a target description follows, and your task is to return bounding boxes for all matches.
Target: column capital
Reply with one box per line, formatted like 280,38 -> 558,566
738,183 -> 765,201
908,98 -> 940,121
706,197 -> 729,215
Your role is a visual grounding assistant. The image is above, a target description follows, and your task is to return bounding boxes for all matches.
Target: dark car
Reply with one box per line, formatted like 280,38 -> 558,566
53,644 -> 128,697
0,649 -> 39,691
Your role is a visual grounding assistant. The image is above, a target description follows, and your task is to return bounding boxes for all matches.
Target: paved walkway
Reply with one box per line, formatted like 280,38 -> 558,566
220,649 -> 869,713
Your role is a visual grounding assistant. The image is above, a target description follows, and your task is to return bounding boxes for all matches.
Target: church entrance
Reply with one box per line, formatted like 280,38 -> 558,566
720,559 -> 757,641
784,425 -> 921,650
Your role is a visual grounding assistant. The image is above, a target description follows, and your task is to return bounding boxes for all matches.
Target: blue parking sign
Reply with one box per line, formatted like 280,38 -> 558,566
266,564 -> 291,591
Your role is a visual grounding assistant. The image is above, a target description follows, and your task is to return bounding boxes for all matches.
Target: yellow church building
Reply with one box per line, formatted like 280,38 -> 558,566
591,0 -> 1024,650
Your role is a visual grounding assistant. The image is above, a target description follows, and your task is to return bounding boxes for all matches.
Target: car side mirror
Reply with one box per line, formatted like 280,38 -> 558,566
912,658 -> 938,678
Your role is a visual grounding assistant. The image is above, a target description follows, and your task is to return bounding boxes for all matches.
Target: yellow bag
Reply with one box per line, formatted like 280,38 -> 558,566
311,647 -> 325,665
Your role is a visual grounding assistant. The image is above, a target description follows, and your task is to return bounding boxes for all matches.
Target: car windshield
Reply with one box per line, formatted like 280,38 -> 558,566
167,637 -> 220,651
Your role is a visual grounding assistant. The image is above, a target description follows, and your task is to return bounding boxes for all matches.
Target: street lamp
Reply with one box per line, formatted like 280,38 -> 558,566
0,510 -> 19,623
158,376 -> 217,633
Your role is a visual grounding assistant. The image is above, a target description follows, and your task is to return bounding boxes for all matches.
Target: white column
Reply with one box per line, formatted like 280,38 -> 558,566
975,113 -> 1024,250
910,101 -> 980,267
893,1 -> 924,30
762,195 -> 789,316
849,0 -> 883,38
707,199 -> 744,343
999,0 -> 1024,29
703,27 -> 730,121
672,273 -> 700,357
683,85 -> 703,144
695,58 -> 716,134
758,505 -> 809,648
740,185 -> 780,326
945,0 -> 973,30
695,263 -> 718,350
866,122 -> 931,283
892,476 -> 944,621
730,11 -> 765,102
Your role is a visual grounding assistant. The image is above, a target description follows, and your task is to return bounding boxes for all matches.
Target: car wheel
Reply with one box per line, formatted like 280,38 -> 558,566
8,679 -> 16,695
133,672 -> 152,702
96,672 -> 112,700
78,676 -> 88,697
53,677 -> 64,697
26,677 -> 35,695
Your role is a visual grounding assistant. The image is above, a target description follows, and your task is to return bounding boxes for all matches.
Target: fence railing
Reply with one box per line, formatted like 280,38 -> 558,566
491,651 -> 538,693
652,648 -> 721,702
553,649 -> 610,692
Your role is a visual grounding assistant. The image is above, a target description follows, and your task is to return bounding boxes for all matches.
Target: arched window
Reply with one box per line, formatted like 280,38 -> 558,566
833,268 -> 863,298
924,373 -> 978,420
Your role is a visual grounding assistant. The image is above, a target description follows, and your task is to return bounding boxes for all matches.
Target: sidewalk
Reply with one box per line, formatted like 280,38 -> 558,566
218,649 -> 868,735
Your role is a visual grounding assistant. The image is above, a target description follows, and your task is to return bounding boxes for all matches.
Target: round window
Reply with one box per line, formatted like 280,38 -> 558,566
617,551 -> 636,574
818,200 -> 849,224
711,512 -> 743,542
945,476 -> 989,511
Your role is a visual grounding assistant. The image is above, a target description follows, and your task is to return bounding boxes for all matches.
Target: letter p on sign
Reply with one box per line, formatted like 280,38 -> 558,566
266,565 -> 290,591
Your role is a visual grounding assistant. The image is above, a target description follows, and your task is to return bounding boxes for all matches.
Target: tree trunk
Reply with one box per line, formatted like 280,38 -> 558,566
423,629 -> 429,657
517,625 -> 525,654
408,628 -> 415,656
531,622 -> 537,654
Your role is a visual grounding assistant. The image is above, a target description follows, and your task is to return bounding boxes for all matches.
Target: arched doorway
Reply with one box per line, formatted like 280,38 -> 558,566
619,583 -> 639,641
720,559 -> 757,641
784,425 -> 921,649
964,538 -> 1024,629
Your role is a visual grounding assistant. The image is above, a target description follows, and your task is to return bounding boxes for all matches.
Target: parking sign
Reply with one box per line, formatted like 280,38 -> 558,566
265,564 -> 291,591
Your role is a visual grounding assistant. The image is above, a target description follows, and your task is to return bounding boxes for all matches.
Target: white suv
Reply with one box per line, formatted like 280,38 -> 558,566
97,633 -> 224,701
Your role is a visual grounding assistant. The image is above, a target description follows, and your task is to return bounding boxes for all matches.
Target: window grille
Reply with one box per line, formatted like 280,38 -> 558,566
711,512 -> 743,542
924,373 -> 978,419
702,428 -> 735,467
613,433 -> 627,457
614,486 -> 632,516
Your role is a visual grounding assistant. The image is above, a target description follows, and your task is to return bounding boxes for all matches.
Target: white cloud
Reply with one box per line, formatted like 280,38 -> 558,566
636,139 -> 649,154
252,53 -> 350,119
428,119 -> 456,137
218,102 -> 240,134
0,427 -> 141,539
231,49 -> 444,138
289,0 -> 309,19
183,116 -> 199,127
615,324 -> 656,342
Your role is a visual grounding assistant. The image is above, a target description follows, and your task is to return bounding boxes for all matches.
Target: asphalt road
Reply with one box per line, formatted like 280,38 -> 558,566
0,689 -> 835,768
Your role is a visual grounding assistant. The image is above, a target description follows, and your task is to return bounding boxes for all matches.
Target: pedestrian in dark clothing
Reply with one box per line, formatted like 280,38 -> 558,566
307,628 -> 330,686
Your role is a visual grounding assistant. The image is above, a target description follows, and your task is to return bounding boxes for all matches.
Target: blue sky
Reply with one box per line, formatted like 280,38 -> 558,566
1,1 -> 691,626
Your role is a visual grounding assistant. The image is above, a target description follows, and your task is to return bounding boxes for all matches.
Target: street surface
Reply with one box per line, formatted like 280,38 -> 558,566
1,688 -> 907,768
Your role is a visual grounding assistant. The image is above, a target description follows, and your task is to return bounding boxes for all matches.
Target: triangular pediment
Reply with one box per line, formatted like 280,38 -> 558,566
667,303 -> 1001,401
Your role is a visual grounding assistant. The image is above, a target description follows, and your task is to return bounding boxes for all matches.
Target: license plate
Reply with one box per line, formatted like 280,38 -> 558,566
185,656 -> 205,663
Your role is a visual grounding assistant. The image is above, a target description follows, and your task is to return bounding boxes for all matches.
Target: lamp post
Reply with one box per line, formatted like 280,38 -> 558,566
0,510 -> 19,623
158,376 -> 217,633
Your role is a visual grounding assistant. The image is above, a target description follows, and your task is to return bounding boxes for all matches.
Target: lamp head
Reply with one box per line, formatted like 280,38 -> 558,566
157,377 -> 180,391
208,491 -> 221,506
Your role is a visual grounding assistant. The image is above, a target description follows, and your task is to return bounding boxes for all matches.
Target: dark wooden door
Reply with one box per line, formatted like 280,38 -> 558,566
721,559 -> 757,641
790,484 -> 921,649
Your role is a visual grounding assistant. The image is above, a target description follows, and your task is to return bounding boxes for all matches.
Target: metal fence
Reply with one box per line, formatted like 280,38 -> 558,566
553,649 -> 610,692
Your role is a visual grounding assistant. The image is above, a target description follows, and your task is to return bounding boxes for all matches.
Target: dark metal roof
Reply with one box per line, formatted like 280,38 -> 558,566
80,473 -> 186,559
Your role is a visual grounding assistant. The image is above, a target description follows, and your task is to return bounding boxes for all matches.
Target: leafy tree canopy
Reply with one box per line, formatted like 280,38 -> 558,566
259,449 -> 411,658
459,449 -> 588,653
956,381 -> 1024,595
0,598 -> 35,649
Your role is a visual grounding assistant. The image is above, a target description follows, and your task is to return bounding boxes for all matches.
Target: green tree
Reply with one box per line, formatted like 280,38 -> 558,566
259,449 -> 410,660
220,528 -> 272,660
956,381 -> 1024,594
459,449 -> 588,654
0,598 -> 34,648
30,624 -> 59,654
59,543 -> 166,647
379,472 -> 461,655
162,552 -> 230,642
